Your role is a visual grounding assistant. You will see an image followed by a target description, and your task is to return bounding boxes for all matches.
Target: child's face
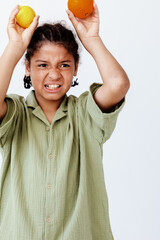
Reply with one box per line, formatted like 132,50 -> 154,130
25,42 -> 78,107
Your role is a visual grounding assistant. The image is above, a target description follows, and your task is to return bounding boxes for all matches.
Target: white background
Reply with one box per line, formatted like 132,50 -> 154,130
0,0 -> 160,239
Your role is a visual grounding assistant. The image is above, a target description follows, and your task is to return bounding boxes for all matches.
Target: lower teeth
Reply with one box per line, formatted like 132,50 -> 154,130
45,85 -> 60,89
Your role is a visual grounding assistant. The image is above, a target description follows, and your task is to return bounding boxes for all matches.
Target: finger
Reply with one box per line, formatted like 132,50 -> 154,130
92,2 -> 99,18
66,10 -> 79,29
27,15 -> 40,35
8,5 -> 19,28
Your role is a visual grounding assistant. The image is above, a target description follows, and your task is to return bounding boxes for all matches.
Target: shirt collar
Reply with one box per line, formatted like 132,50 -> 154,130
26,90 -> 68,112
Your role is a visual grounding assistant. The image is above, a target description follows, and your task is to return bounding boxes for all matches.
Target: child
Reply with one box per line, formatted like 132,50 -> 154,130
0,3 -> 129,240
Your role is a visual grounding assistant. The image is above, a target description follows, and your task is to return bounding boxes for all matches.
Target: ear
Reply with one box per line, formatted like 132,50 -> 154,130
74,62 -> 79,76
25,59 -> 31,76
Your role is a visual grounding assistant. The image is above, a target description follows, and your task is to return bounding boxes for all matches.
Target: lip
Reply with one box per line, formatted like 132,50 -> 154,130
44,85 -> 62,93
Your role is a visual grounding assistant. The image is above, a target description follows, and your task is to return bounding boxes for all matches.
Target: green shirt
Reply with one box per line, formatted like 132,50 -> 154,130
0,83 -> 124,240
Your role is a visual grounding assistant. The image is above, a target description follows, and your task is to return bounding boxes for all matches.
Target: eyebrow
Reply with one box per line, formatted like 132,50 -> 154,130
35,60 -> 73,63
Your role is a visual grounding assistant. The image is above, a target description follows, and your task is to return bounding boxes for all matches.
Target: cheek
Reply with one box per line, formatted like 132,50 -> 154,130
63,71 -> 73,81
31,71 -> 44,83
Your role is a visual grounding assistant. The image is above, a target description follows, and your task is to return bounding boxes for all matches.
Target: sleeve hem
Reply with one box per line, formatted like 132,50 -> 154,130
87,83 -> 125,127
0,96 -> 17,146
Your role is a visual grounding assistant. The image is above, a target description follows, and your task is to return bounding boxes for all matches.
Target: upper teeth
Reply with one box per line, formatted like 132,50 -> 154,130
45,84 -> 60,89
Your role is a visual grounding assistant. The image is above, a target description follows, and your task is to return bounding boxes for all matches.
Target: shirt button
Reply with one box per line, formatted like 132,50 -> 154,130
46,126 -> 50,131
47,184 -> 51,189
46,217 -> 51,223
49,154 -> 53,159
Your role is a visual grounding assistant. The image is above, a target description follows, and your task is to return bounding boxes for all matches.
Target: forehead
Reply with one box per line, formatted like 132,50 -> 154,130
32,42 -> 74,61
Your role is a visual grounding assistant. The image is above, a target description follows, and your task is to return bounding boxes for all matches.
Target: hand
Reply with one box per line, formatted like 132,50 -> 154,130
66,3 -> 100,47
7,5 -> 39,51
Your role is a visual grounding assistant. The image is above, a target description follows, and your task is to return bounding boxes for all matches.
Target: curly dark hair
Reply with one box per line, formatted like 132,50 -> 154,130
25,22 -> 80,65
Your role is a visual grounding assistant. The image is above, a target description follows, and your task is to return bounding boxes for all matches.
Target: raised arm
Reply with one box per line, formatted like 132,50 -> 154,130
0,5 -> 39,121
67,3 -> 130,112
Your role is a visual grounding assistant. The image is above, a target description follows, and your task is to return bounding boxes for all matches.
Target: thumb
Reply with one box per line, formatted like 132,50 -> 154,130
28,15 -> 40,34
66,9 -> 79,30
22,15 -> 40,46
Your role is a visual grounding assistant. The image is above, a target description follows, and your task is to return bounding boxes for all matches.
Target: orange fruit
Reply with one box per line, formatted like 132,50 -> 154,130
16,6 -> 36,28
68,0 -> 94,19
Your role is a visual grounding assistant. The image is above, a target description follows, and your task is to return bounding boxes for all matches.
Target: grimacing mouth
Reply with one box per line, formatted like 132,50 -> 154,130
44,84 -> 61,89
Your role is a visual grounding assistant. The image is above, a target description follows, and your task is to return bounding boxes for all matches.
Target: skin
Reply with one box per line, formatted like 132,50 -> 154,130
67,3 -> 130,111
0,3 -> 130,124
0,5 -> 39,121
25,43 -> 78,122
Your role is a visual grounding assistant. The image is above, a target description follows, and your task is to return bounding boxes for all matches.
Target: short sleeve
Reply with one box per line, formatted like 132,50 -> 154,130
78,83 -> 125,144
0,96 -> 18,148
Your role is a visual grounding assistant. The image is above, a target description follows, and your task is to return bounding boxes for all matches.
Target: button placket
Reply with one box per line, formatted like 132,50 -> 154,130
46,126 -> 50,131
48,154 -> 53,159
45,127 -> 56,227
47,184 -> 52,189
46,217 -> 51,223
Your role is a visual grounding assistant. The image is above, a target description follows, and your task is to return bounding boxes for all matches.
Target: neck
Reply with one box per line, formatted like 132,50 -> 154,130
35,93 -> 64,123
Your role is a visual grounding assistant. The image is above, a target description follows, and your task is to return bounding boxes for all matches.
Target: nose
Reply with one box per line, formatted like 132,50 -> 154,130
48,67 -> 61,80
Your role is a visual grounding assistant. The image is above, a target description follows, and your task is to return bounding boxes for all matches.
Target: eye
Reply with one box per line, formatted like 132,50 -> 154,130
60,63 -> 70,68
38,63 -> 47,68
